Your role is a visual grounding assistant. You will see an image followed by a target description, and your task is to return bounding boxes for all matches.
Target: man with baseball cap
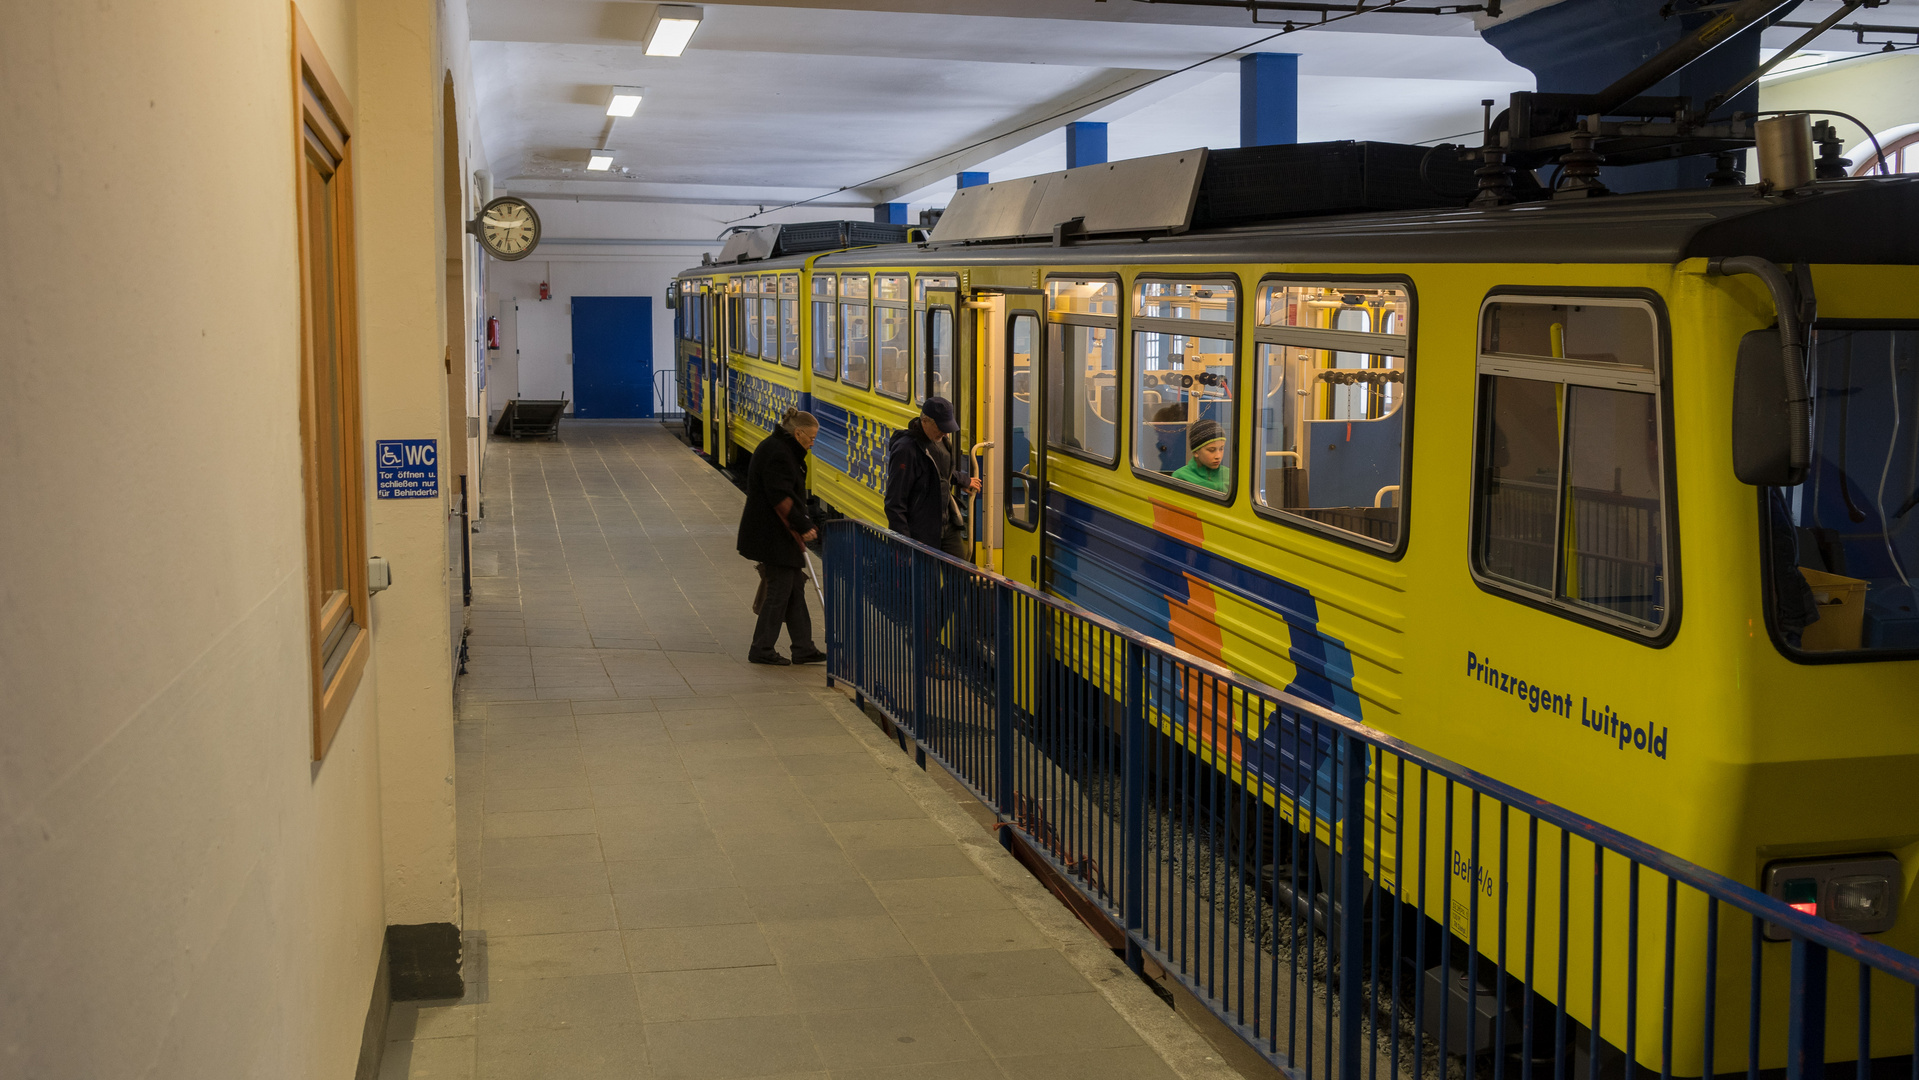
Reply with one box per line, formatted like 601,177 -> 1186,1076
884,396 -> 980,558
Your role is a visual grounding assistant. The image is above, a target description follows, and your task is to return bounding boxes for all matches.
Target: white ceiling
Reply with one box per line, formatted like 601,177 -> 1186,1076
466,0 -> 1914,216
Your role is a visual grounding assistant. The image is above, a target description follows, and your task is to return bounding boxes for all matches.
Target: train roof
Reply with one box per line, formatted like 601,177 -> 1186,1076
680,177 -> 1919,278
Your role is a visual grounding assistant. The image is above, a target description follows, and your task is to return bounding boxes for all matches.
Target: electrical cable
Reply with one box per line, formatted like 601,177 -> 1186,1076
1875,334 -> 1914,592
723,0 -> 1412,225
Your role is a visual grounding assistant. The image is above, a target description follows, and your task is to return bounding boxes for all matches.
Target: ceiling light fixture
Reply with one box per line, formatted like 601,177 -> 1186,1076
642,4 -> 703,57
606,86 -> 645,117
587,149 -> 616,171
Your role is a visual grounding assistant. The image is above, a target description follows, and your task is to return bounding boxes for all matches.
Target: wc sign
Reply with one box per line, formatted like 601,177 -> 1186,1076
375,439 -> 440,499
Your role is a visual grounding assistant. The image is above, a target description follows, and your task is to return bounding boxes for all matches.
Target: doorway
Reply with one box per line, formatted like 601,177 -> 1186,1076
571,295 -> 654,418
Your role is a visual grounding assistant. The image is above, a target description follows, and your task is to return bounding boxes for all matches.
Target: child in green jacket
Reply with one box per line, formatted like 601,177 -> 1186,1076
1170,418 -> 1229,493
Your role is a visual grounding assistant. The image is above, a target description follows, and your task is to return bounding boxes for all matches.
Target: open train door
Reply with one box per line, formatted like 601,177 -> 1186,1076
707,280 -> 733,467
972,287 -> 1046,588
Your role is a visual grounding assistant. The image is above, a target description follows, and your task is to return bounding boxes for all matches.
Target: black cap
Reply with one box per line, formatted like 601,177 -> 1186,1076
1188,417 -> 1225,452
921,396 -> 959,434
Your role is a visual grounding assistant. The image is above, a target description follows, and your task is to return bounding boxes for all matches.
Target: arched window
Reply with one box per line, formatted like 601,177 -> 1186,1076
1851,130 -> 1919,175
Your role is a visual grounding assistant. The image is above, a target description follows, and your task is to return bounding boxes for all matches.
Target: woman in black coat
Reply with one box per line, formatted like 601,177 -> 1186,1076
737,408 -> 825,665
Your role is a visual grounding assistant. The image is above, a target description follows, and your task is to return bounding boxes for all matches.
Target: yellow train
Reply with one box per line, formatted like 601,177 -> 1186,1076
672,160 -> 1919,1071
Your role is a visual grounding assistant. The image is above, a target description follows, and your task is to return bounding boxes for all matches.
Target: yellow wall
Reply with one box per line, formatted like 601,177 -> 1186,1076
0,0 -> 465,1074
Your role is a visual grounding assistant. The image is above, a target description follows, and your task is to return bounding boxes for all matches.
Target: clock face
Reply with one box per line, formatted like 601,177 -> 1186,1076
476,196 -> 540,261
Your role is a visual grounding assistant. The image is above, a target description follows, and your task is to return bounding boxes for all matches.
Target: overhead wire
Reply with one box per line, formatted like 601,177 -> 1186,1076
722,0 -> 1413,225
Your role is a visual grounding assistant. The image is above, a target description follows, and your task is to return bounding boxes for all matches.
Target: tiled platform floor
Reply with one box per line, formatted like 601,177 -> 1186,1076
381,422 -> 1240,1080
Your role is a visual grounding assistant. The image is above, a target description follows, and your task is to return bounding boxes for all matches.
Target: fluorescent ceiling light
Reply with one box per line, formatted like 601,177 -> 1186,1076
587,149 -> 615,171
643,5 -> 703,57
606,86 -> 644,117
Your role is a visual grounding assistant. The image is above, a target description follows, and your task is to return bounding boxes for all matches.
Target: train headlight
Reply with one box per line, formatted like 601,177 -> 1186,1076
1762,855 -> 1902,940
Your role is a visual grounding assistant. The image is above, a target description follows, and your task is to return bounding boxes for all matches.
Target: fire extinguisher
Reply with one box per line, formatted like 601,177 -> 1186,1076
538,280 -> 551,301
486,316 -> 500,349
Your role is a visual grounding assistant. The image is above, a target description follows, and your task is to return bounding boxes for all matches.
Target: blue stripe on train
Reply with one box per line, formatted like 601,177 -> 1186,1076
1045,491 -> 1363,721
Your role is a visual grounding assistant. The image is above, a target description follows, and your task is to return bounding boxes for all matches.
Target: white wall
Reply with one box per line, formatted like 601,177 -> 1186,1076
0,1 -> 391,1076
485,197 -> 856,413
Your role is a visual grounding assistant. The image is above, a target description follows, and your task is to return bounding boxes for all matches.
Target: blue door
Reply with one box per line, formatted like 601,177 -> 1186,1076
571,296 -> 653,417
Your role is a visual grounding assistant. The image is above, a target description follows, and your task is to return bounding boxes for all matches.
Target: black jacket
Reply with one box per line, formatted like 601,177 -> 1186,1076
738,429 -> 816,568
884,424 -> 970,546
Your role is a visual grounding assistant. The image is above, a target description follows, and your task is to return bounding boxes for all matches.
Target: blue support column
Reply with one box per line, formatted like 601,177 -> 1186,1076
873,202 -> 908,225
1238,52 -> 1299,148
956,171 -> 988,189
1066,121 -> 1107,168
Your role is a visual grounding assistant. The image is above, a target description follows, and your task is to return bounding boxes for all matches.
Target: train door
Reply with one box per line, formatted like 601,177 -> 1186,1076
709,281 -> 734,466
974,288 -> 1046,586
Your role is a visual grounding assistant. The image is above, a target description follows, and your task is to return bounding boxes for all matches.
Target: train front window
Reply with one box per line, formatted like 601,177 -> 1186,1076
874,274 -> 910,399
1765,325 -> 1919,657
1254,281 -> 1410,548
1471,296 -> 1672,636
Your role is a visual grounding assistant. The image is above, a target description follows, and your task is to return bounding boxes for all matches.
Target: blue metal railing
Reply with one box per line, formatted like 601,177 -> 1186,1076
823,518 -> 1919,1080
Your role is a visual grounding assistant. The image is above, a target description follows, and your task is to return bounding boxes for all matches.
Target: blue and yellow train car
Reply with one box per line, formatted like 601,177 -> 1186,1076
675,170 -> 1919,1072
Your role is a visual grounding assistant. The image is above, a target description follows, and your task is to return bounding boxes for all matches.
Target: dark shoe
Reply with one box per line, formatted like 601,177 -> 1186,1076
790,648 -> 827,665
748,652 -> 791,666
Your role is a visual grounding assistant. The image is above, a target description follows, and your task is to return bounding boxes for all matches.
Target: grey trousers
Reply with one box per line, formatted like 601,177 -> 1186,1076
750,563 -> 815,658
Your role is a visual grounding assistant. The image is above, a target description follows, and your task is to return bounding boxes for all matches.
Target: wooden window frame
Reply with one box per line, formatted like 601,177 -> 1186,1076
294,6 -> 370,759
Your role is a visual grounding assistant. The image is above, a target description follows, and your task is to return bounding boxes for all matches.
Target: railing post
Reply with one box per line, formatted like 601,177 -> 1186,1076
1121,641 -> 1146,974
908,550 -> 925,743
852,529 -> 866,710
995,582 -> 1015,848
1338,734 -> 1367,1080
823,527 -> 834,687
1787,937 -> 1829,1080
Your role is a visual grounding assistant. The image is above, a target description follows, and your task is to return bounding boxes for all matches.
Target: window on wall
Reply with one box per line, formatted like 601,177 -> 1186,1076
1046,278 -> 1120,463
875,274 -> 910,399
841,273 -> 870,389
1254,282 -> 1412,548
1131,278 -> 1238,498
811,274 -> 837,379
916,275 -> 958,403
294,9 -> 369,759
1851,130 -> 1919,176
1471,297 -> 1671,634
780,274 -> 800,368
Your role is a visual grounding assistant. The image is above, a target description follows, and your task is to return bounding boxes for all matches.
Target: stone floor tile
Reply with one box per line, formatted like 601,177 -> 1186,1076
994,1047 -> 1176,1080
622,923 -> 776,973
388,1002 -> 480,1041
485,930 -> 630,980
481,894 -> 620,938
923,949 -> 1094,1002
613,886 -> 754,930
478,972 -> 644,1031
740,880 -> 885,922
827,1061 -> 1007,1080
825,819 -> 955,850
381,1035 -> 476,1080
642,1014 -> 821,1080
480,833 -> 604,868
606,854 -> 738,893
868,877 -> 1014,917
956,994 -> 1143,1056
845,846 -> 981,882
481,808 -> 597,839
801,1004 -> 990,1070
783,955 -> 947,1013
472,863 -> 610,901
473,1024 -> 650,1080
484,787 -> 592,815
891,910 -> 1052,955
635,965 -> 797,1023
759,916 -> 917,966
